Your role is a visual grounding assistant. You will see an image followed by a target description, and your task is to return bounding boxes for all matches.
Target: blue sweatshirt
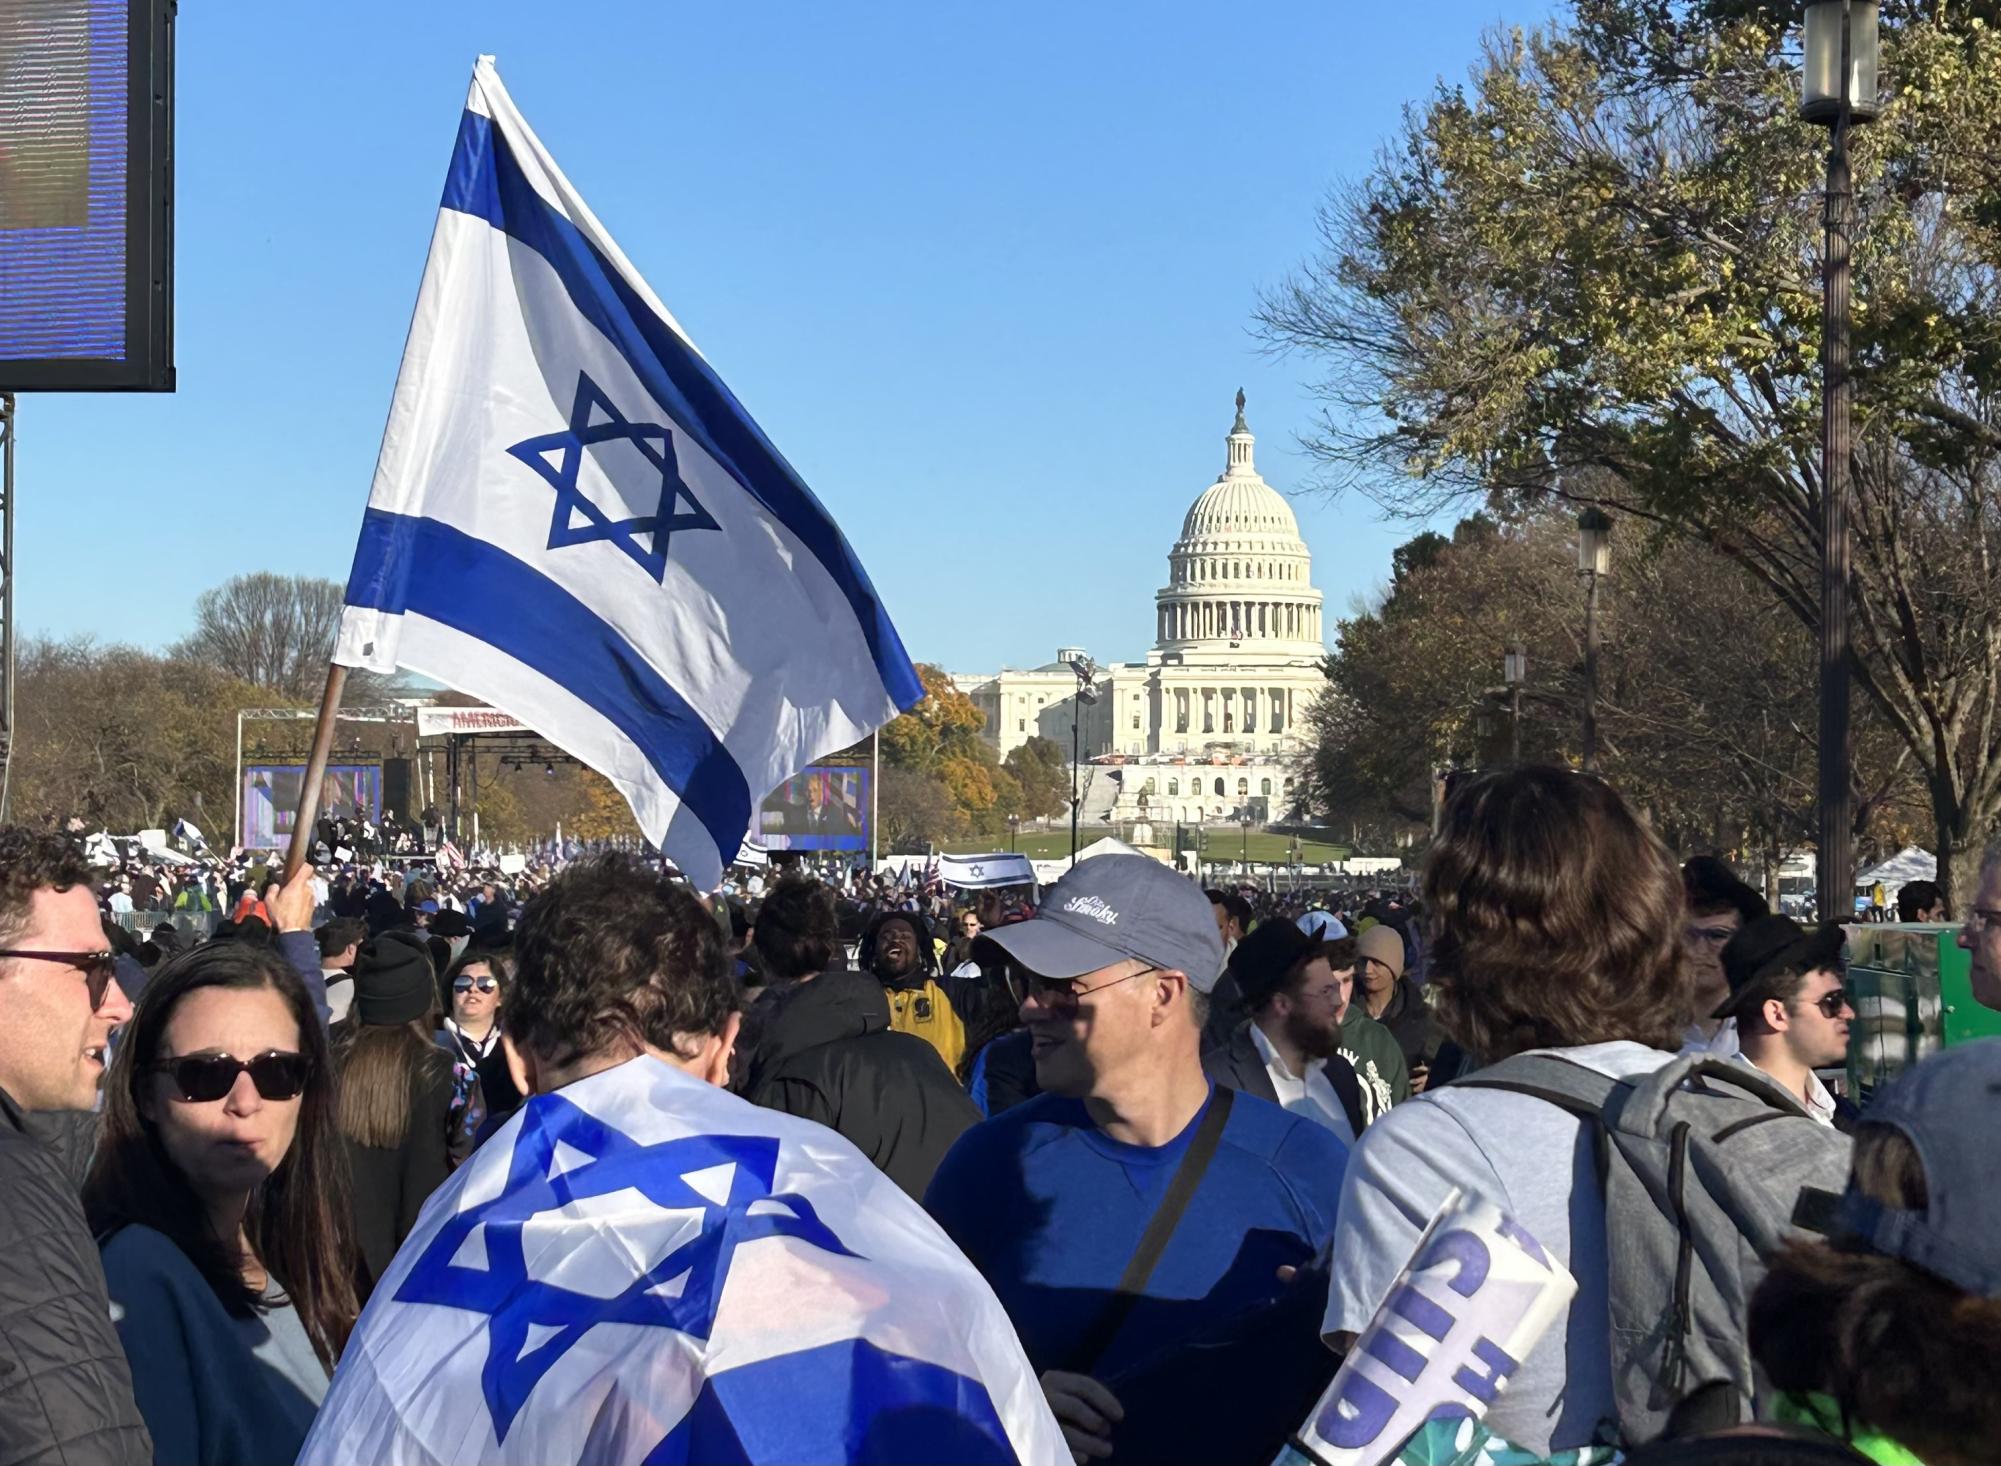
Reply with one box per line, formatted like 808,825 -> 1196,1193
923,1085 -> 1345,1442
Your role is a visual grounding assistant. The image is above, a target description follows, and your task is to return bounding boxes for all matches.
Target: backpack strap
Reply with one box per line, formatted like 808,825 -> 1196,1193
1323,1052 -> 1367,1139
1453,1052 -> 1628,1187
1068,1085 -> 1236,1374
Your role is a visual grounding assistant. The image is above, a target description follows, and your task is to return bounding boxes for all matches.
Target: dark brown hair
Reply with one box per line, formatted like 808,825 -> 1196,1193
0,825 -> 93,947
506,854 -> 735,1067
84,941 -> 359,1369
1750,1126 -> 2001,1466
331,1013 -> 449,1150
1422,768 -> 1690,1060
752,877 -> 841,981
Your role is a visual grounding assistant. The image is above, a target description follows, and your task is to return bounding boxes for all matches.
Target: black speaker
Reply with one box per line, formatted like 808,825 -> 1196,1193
383,758 -> 413,820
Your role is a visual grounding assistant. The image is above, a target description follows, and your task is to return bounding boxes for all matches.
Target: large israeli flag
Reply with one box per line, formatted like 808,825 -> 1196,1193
335,58 -> 922,887
299,1056 -> 1067,1465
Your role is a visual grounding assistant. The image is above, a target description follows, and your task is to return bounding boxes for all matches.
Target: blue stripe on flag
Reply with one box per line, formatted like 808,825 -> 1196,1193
344,507 -> 752,856
440,109 -> 923,714
642,1336 -> 1018,1465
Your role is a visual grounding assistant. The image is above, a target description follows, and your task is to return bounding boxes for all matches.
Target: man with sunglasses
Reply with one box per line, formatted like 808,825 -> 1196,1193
1714,915 -> 1857,1130
924,854 -> 1347,1466
0,826 -> 151,1466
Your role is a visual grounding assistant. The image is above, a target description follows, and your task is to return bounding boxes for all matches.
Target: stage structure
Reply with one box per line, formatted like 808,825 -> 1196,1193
413,705 -> 579,846
234,704 -> 417,852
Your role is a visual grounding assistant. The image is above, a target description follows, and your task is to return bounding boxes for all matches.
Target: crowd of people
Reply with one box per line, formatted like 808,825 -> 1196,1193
0,765 -> 1997,1464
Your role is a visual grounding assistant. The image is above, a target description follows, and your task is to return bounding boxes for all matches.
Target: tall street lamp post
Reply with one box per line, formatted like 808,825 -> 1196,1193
1578,508 -> 1613,772
1068,655 -> 1099,863
1008,813 -> 1020,853
1504,644 -> 1528,765
1802,0 -> 1879,918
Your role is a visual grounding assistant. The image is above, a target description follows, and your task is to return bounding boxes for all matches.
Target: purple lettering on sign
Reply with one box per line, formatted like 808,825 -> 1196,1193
1496,1214 -> 1552,1268
1450,1337 -> 1521,1407
1387,1282 -> 1454,1341
1363,1325 -> 1429,1384
1315,1366 -> 1400,1448
1416,1229 -> 1492,1299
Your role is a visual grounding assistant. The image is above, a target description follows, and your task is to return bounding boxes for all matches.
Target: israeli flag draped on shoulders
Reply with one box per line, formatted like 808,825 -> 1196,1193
299,1056 -> 1067,1465
335,57 -> 922,888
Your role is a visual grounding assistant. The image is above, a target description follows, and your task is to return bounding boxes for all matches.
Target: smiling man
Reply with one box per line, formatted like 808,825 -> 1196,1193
0,826 -> 150,1466
924,854 -> 1346,1465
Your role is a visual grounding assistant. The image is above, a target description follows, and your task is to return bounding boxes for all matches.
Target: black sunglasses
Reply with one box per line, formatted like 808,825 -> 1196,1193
1810,988 -> 1854,1019
153,1051 -> 310,1103
452,975 -> 499,994
0,948 -> 117,1008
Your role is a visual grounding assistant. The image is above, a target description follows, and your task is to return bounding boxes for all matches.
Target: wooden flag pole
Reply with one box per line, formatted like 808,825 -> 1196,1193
283,665 -> 349,881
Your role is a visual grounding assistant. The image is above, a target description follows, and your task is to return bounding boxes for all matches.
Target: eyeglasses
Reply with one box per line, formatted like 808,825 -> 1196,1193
152,1051 -> 310,1103
1683,926 -> 1738,948
1027,966 -> 1162,1007
0,948 -> 118,1008
1807,988 -> 1854,1020
1964,907 -> 2001,933
452,976 -> 499,994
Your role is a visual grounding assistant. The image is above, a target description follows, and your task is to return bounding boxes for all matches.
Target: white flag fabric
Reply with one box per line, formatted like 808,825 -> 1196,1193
300,1055 -> 1067,1466
334,57 -> 922,888
937,852 -> 1038,890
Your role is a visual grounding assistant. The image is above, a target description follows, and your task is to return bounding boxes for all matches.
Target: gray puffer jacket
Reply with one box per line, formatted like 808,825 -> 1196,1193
0,1089 -> 150,1466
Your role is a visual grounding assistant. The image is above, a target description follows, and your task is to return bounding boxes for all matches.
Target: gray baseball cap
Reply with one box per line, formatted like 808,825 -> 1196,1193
981,853 -> 1228,992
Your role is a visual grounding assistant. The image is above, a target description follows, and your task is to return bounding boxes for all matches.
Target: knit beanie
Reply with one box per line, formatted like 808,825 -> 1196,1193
353,930 -> 436,1026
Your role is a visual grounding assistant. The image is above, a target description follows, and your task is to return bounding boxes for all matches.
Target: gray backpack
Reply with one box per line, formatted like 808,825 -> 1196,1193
1457,1052 -> 1853,1446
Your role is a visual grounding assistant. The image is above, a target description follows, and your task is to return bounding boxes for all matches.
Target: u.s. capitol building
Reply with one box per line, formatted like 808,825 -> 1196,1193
957,394 -> 1326,829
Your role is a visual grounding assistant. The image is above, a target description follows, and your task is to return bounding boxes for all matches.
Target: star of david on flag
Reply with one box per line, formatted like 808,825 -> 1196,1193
332,56 -> 923,887
299,1057 -> 1067,1466
508,372 -> 721,584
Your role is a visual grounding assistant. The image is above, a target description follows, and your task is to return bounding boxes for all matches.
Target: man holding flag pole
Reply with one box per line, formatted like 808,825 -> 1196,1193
282,53 -> 1052,1466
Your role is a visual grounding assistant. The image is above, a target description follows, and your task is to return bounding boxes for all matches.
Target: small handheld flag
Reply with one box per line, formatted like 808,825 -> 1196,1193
335,58 -> 922,887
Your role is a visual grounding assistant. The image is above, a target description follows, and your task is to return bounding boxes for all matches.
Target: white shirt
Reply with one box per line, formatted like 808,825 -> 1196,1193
323,971 -> 354,1025
1680,1017 -> 1740,1057
1730,1052 -> 1839,1128
1248,1021 -> 1358,1147
107,891 -> 134,915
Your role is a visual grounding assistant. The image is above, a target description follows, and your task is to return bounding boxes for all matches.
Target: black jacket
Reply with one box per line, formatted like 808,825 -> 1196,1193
1202,1020 -> 1367,1140
344,1057 -> 456,1297
738,969 -> 980,1199
1366,978 -> 1445,1079
0,1090 -> 151,1466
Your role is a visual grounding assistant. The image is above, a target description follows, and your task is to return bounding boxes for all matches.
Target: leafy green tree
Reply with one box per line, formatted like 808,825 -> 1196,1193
1261,0 -> 2001,900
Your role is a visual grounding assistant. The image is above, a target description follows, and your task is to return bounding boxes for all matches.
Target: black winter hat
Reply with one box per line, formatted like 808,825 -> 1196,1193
430,909 -> 470,938
1226,919 -> 1321,1010
354,930 -> 437,1027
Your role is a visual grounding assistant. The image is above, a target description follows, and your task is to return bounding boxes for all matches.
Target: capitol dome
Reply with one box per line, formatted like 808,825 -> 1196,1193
1153,392 -> 1323,658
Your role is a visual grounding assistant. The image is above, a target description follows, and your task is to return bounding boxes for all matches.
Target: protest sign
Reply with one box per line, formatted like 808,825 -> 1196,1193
1279,1188 -> 1576,1466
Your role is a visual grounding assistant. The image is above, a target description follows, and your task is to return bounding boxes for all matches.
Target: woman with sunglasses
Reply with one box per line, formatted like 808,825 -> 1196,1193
332,931 -> 457,1297
83,941 -> 358,1466
437,947 -> 523,1135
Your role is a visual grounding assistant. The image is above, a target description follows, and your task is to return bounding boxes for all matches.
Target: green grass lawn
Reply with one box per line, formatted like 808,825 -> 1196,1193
938,828 -> 1356,865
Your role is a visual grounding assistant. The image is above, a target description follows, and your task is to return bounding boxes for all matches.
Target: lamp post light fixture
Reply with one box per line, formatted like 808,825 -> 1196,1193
1068,655 -> 1099,863
1801,0 -> 1879,922
1503,644 -> 1528,765
1577,507 -> 1613,773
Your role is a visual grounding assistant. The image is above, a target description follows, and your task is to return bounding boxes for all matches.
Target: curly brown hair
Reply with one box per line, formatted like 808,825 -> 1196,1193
0,825 -> 95,947
506,855 -> 735,1067
1750,1126 -> 2001,1466
1422,768 -> 1690,1061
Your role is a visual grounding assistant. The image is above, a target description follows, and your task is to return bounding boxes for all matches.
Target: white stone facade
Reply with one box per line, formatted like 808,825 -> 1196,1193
961,396 -> 1326,826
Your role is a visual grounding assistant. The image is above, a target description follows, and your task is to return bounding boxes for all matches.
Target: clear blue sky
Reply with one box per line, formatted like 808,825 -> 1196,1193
16,0 -> 1553,671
